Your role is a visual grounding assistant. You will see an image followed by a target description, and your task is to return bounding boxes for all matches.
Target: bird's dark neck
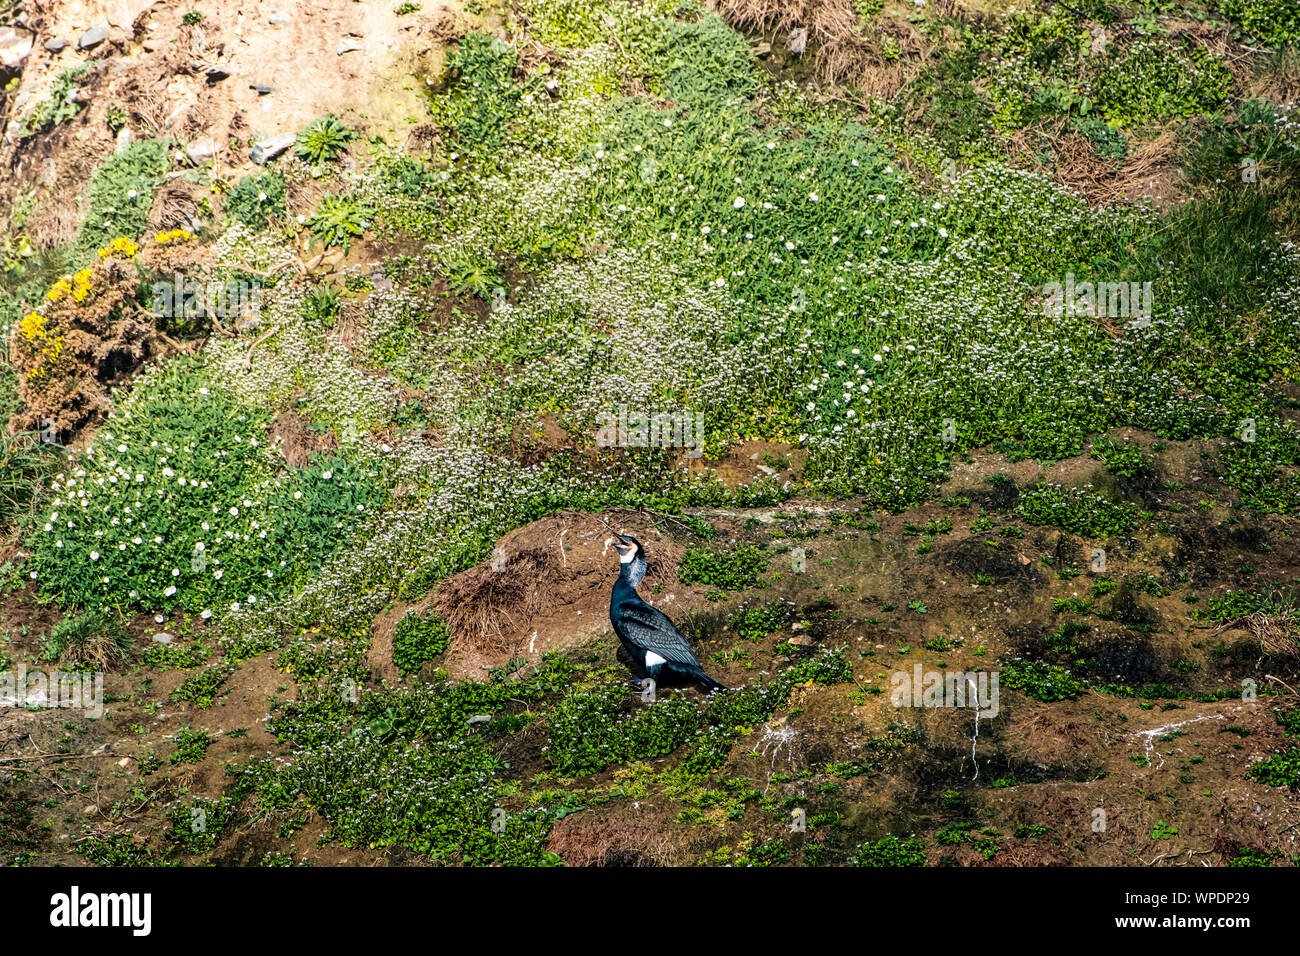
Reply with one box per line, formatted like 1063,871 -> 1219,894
616,556 -> 647,591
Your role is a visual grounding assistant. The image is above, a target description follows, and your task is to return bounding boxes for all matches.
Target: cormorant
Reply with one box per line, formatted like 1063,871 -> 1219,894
606,532 -> 725,692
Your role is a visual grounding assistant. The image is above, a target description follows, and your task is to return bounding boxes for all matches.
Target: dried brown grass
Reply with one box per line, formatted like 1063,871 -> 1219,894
708,0 -> 935,99
1216,611 -> 1300,660
432,546 -> 561,657
546,813 -> 682,866
148,180 -> 202,233
1019,124 -> 1182,209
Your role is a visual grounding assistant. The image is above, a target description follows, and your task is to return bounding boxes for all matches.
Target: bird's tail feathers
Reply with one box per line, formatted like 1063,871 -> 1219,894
693,670 -> 726,693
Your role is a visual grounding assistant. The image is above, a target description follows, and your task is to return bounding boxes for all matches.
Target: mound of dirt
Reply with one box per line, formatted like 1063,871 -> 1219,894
368,510 -> 699,681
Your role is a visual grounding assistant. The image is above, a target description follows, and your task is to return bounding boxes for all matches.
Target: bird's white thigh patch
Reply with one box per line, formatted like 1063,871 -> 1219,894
645,651 -> 667,667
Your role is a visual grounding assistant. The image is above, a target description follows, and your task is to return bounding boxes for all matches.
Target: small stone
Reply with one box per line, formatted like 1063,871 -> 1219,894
77,22 -> 109,51
184,136 -> 218,166
152,632 -> 173,644
0,26 -> 34,69
204,64 -> 230,83
249,83 -> 273,95
115,126 -> 132,154
43,37 -> 69,53
336,37 -> 362,55
268,10 -> 290,25
249,131 -> 293,165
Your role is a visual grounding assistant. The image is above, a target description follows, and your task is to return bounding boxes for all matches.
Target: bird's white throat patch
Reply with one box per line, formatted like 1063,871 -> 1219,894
619,547 -> 637,564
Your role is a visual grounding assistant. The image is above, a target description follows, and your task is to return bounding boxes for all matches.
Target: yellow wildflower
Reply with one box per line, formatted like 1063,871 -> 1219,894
97,236 -> 139,259
155,229 -> 195,246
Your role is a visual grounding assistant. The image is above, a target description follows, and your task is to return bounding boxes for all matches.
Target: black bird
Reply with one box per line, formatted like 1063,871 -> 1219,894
606,532 -> 725,692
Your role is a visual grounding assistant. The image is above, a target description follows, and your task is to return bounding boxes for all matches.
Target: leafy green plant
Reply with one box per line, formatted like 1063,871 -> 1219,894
170,725 -> 212,764
303,284 -> 341,326
677,545 -> 768,591
18,65 -> 89,140
853,834 -> 926,867
171,661 -> 236,708
27,358 -> 383,613
726,601 -> 793,641
1216,0 -> 1300,47
1090,38 -> 1230,125
295,116 -> 357,165
224,172 -> 286,230
1016,484 -> 1146,537
1092,435 -> 1151,478
440,253 -> 503,300
1249,748 -> 1300,788
432,33 -> 524,151
306,194 -> 372,252
999,658 -> 1086,701
1071,117 -> 1127,163
392,610 -> 449,674
169,796 -> 235,853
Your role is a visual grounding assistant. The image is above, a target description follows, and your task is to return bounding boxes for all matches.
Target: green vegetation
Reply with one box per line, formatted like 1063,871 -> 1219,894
170,726 -> 213,765
17,65 -> 89,140
392,610 -> 450,673
727,601 -> 793,641
27,359 -> 383,614
1016,485 -> 1147,537
76,139 -> 172,257
3,0 -> 1298,868
853,834 -> 926,867
224,172 -> 287,230
677,545 -> 768,591
306,195 -> 373,253
999,658 -> 1087,701
43,609 -> 131,668
295,116 -> 358,165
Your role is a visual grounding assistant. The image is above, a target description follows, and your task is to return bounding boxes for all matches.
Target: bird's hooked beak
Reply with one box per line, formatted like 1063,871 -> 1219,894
604,532 -> 634,559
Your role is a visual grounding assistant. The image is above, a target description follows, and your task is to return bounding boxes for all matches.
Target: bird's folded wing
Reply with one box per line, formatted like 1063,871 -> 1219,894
616,600 -> 702,667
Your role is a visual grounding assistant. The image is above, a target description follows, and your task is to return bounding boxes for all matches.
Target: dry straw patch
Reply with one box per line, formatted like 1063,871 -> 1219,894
1216,609 -> 1300,661
708,0 -> 938,99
